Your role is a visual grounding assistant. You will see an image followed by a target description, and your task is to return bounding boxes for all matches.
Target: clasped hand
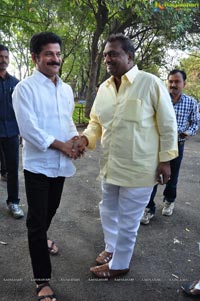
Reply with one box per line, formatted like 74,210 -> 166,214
63,136 -> 87,159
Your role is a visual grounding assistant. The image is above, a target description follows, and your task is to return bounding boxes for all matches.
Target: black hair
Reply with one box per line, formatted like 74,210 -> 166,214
168,69 -> 187,81
106,33 -> 135,60
30,32 -> 62,55
0,45 -> 9,52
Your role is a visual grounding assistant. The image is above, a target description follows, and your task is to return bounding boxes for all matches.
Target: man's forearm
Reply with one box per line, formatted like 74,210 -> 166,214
50,139 -> 66,152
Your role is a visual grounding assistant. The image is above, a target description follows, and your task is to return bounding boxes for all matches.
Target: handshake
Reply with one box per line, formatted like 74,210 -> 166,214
61,135 -> 88,160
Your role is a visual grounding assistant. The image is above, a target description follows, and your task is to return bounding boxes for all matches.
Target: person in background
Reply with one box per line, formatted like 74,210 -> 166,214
0,141 -> 7,181
76,33 -> 178,278
13,32 -> 82,301
0,44 -> 24,218
198,102 -> 200,127
141,69 -> 199,225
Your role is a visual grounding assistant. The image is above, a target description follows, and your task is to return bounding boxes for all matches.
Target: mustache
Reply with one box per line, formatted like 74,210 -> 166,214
47,61 -> 61,66
106,62 -> 115,66
0,62 -> 8,66
170,87 -> 178,90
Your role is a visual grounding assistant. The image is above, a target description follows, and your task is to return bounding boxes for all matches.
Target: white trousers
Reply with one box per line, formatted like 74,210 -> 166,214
99,182 -> 153,270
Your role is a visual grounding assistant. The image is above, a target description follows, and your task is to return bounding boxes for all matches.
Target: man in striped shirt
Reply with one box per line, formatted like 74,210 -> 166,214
141,69 -> 199,224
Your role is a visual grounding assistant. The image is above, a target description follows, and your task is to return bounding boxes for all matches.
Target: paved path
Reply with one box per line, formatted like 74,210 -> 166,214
0,131 -> 199,300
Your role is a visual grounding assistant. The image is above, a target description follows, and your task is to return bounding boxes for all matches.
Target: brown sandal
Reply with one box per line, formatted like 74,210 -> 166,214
90,263 -> 129,279
36,282 -> 57,300
96,250 -> 113,265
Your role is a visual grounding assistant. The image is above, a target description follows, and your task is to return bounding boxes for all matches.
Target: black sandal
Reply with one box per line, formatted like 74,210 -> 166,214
36,282 -> 57,300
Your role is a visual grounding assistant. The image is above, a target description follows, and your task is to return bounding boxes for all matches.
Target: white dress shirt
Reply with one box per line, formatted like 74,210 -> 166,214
13,70 -> 78,177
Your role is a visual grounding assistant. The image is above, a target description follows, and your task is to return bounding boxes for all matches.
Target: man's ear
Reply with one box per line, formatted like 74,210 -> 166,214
127,51 -> 133,64
183,80 -> 186,88
31,52 -> 37,64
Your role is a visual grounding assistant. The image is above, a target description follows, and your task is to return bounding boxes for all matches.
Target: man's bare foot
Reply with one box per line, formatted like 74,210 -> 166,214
47,239 -> 58,255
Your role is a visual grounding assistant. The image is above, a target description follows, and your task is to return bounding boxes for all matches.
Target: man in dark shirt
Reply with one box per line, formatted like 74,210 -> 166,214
0,44 -> 24,218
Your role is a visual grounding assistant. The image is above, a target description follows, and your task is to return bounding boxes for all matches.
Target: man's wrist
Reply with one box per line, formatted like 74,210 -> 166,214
159,161 -> 170,166
50,139 -> 65,152
80,135 -> 89,146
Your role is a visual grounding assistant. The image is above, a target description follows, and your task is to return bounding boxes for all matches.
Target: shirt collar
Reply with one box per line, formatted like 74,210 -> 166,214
106,65 -> 139,87
123,65 -> 139,83
0,72 -> 10,80
171,93 -> 185,104
33,69 -> 61,86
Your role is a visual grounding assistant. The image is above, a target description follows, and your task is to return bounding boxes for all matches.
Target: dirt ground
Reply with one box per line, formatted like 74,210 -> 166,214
0,129 -> 200,301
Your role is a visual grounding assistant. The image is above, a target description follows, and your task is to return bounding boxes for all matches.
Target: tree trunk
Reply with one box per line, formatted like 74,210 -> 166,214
85,0 -> 108,118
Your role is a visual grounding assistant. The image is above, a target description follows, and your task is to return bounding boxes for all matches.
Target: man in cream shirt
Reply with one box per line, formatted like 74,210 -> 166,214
78,33 -> 178,278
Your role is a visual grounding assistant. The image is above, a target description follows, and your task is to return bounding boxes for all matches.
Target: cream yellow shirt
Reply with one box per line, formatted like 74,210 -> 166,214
83,65 -> 178,187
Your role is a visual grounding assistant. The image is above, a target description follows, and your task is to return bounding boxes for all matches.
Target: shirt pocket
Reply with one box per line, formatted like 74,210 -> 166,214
122,98 -> 142,122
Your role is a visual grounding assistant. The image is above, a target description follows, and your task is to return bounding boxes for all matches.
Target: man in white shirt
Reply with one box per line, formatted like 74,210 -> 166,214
13,32 -> 81,301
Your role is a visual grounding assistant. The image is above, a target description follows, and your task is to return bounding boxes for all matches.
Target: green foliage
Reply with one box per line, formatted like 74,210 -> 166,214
73,103 -> 89,125
0,0 -> 199,113
179,52 -> 200,101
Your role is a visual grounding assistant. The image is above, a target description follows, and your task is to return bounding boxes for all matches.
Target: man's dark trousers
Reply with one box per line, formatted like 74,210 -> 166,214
24,170 -> 65,284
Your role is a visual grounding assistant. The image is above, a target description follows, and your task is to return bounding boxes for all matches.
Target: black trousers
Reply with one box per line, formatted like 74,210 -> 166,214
0,141 -> 7,176
24,170 -> 65,284
0,136 -> 19,204
147,141 -> 185,212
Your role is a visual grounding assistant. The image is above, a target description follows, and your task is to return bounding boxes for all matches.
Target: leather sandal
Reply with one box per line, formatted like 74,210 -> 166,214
47,239 -> 58,255
181,280 -> 200,296
36,282 -> 57,300
90,263 -> 129,279
96,250 -> 113,265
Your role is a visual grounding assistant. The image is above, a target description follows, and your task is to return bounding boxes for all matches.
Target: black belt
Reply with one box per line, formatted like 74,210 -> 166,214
178,141 -> 185,145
